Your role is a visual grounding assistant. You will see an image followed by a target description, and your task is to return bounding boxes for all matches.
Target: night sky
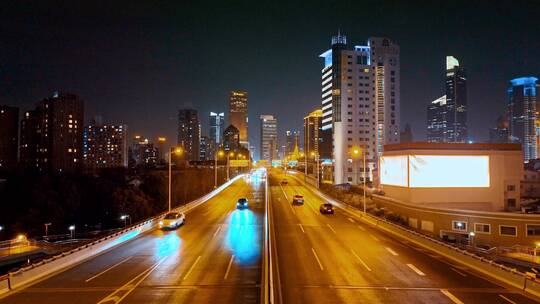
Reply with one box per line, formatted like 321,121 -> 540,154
2,1 -> 539,157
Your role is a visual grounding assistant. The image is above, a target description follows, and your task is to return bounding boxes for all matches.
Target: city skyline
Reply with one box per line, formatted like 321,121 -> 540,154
2,2 -> 540,159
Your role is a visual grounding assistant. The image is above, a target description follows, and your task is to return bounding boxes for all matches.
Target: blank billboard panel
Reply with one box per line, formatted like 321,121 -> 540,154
380,156 -> 408,187
409,155 -> 489,188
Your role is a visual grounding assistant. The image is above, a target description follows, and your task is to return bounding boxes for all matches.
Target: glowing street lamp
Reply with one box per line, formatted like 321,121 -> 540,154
69,225 -> 75,239
351,146 -> 367,214
0,225 -> 3,232
226,152 -> 235,181
168,147 -> 184,212
215,150 -> 225,188
120,215 -> 131,227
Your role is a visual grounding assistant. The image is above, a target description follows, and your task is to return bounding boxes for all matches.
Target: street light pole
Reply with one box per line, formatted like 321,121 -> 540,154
316,152 -> 320,188
363,147 -> 366,214
214,150 -> 218,188
168,150 -> 172,212
44,223 -> 51,237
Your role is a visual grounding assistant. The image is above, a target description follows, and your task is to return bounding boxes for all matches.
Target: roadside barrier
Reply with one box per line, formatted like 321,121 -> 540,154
0,174 -> 244,296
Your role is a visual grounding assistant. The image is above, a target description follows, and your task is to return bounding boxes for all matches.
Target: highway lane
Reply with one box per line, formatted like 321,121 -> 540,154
270,171 -> 539,304
0,172 -> 265,304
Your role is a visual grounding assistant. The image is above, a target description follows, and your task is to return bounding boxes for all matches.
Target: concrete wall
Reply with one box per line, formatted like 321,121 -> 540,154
373,194 -> 540,248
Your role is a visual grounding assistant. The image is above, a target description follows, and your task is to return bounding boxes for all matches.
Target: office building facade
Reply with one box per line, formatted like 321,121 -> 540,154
508,77 -> 539,162
83,122 -> 128,172
260,115 -> 278,162
178,109 -> 200,161
209,112 -> 225,145
426,95 -> 447,142
229,91 -> 248,147
20,92 -> 84,172
319,33 -> 400,184
223,125 -> 240,152
0,105 -> 19,172
445,56 -> 468,142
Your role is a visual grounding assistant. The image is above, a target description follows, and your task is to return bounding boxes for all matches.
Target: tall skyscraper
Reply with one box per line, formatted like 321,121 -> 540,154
304,109 -> 332,160
209,112 -> 225,145
178,109 -> 200,161
229,91 -> 248,147
20,92 -> 84,172
319,32 -> 400,184
426,95 -> 447,142
260,115 -> 278,162
0,105 -> 19,172
445,56 -> 468,142
199,135 -> 211,161
83,121 -> 128,172
508,77 -> 539,162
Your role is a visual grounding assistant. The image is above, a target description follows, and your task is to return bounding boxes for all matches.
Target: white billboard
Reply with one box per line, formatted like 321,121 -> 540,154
409,155 -> 489,188
380,156 -> 408,187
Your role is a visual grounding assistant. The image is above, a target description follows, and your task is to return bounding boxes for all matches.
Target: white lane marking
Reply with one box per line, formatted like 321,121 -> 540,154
385,247 -> 399,256
224,255 -> 235,280
311,248 -> 324,271
97,257 -> 166,304
499,294 -> 517,304
369,234 -> 380,242
327,224 -> 337,234
406,263 -> 426,276
450,267 -> 467,277
86,256 -> 133,282
212,225 -> 222,238
183,255 -> 202,280
347,217 -> 355,223
279,184 -> 289,200
299,224 -> 305,233
440,289 -> 464,304
357,225 -> 366,231
351,249 -> 372,272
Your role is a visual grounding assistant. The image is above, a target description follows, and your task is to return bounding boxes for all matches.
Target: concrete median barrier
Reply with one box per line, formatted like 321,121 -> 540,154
0,174 -> 244,296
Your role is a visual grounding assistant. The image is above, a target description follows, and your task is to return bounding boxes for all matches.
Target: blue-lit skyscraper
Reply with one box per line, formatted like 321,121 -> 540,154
210,112 -> 225,145
508,77 -> 539,162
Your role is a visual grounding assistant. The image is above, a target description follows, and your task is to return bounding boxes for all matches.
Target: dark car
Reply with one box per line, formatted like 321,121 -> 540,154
237,198 -> 249,209
319,203 -> 334,214
281,179 -> 288,185
292,195 -> 304,205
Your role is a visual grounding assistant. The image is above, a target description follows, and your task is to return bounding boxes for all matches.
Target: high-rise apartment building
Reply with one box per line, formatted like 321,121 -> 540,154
260,115 -> 278,162
20,92 -> 84,172
178,109 -> 200,161
319,33 -> 400,184
427,95 -> 447,142
199,135 -> 211,161
285,130 -> 300,156
0,105 -> 19,172
508,77 -> 539,162
83,121 -> 128,172
445,56 -> 468,142
229,91 -> 248,148
304,109 -> 332,160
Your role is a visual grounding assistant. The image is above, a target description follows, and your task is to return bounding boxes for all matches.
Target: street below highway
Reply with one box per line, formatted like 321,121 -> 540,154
0,172 -> 265,304
269,170 -> 539,304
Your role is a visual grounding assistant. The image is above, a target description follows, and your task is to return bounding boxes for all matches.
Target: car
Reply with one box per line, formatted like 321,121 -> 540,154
159,212 -> 185,229
281,179 -> 288,185
237,197 -> 249,209
319,203 -> 334,214
292,195 -> 304,205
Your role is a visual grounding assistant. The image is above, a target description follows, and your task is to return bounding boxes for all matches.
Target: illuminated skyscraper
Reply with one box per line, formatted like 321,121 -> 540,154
228,91 -> 248,148
319,32 -> 400,184
445,56 -> 468,142
178,109 -> 200,161
0,105 -> 19,172
508,77 -> 539,162
20,92 -> 84,172
260,115 -> 277,162
209,112 -> 225,145
426,95 -> 447,142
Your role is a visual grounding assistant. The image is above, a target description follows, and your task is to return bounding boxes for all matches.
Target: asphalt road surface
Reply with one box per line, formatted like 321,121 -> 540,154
0,173 -> 265,304
269,170 -> 539,304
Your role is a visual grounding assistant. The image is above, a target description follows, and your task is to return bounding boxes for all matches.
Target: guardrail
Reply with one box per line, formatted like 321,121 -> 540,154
288,173 -> 540,300
0,174 -> 244,296
261,169 -> 271,304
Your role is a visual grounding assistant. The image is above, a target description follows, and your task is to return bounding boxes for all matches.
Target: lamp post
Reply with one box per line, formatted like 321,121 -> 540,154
168,147 -> 184,212
311,151 -> 320,188
215,150 -> 225,188
226,152 -> 234,181
44,223 -> 52,237
120,215 -> 130,227
69,225 -> 75,239
352,146 -> 367,214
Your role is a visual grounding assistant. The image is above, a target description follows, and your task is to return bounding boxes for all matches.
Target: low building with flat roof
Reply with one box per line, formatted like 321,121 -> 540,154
379,142 -> 523,212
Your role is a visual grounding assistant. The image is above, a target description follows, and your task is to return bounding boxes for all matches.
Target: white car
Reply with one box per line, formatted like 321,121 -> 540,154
159,212 -> 185,229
